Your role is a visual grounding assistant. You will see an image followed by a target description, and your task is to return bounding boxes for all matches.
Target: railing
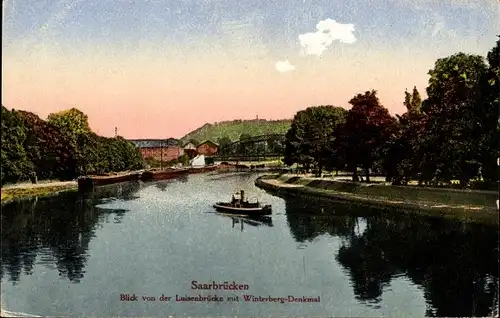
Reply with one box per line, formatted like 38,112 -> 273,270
211,154 -> 283,162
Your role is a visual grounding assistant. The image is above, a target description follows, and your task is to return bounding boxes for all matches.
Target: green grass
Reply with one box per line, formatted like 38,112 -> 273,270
264,175 -> 497,208
1,184 -> 77,202
180,119 -> 292,143
256,175 -> 499,224
300,179 -> 497,207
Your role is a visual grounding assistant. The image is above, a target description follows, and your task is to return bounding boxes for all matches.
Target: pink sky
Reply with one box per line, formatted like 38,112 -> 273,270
2,0 -> 498,139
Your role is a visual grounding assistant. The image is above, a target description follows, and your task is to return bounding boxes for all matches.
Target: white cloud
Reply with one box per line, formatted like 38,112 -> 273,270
275,60 -> 295,73
298,19 -> 357,56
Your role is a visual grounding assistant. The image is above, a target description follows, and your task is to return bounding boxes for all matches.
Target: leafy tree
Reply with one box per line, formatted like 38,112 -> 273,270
283,126 -> 301,167
237,133 -> 253,156
216,136 -> 233,157
409,86 -> 422,114
47,108 -> 92,176
1,106 -> 145,183
383,87 -> 425,184
340,90 -> 397,182
266,134 -> 284,154
284,106 -> 346,176
479,35 -> 500,185
47,108 -> 91,140
1,106 -> 34,184
15,110 -> 76,180
421,53 -> 490,187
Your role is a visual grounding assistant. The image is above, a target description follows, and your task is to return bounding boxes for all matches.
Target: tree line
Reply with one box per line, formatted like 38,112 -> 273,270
283,37 -> 499,189
1,107 -> 145,185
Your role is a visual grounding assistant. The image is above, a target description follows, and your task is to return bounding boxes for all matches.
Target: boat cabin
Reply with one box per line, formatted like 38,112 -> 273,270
230,190 -> 260,208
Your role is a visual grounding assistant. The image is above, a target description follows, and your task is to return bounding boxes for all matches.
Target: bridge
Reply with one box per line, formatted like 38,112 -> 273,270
210,133 -> 286,162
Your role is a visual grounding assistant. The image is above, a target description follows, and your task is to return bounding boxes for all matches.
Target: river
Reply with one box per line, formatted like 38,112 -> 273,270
1,172 -> 498,317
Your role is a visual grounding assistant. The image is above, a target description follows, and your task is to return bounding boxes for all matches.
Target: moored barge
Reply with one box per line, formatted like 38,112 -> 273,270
140,168 -> 190,181
189,165 -> 219,174
78,171 -> 142,191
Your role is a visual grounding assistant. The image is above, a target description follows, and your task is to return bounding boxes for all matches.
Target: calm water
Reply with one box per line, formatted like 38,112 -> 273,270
1,172 -> 498,317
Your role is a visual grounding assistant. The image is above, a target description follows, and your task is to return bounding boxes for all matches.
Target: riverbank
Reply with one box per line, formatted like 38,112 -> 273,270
0,167 -> 265,203
255,174 -> 499,225
1,180 -> 78,203
0,307 -> 41,317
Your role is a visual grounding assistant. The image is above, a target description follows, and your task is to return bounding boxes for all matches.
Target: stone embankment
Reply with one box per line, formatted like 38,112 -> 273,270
255,174 -> 499,224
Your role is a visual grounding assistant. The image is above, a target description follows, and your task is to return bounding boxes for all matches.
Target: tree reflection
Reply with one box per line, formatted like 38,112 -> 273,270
285,198 -> 360,242
155,182 -> 169,191
284,196 -> 499,316
1,181 -> 141,284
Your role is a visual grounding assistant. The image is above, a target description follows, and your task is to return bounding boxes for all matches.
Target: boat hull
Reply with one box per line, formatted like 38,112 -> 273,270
189,165 -> 219,174
78,172 -> 141,191
213,203 -> 272,216
140,169 -> 189,181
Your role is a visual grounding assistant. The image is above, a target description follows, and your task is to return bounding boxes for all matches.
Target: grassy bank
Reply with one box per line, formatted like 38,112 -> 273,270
1,181 -> 77,203
255,174 -> 499,225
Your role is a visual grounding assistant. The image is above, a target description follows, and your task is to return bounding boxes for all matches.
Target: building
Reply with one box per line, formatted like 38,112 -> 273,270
183,142 -> 198,158
196,140 -> 219,156
129,138 -> 183,162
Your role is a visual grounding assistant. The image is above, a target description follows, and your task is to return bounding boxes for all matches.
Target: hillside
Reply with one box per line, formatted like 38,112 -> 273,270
180,119 -> 292,143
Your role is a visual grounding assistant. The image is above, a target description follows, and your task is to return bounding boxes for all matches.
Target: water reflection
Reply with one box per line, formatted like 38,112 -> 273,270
155,182 -> 169,192
208,172 -> 260,181
284,196 -> 499,317
216,213 -> 274,231
0,181 -> 142,284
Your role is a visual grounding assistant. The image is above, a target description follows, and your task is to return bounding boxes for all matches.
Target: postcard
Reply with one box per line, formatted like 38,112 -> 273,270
1,0 -> 499,317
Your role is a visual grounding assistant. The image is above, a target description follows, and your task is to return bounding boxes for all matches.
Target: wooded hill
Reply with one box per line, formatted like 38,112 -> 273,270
180,119 -> 292,143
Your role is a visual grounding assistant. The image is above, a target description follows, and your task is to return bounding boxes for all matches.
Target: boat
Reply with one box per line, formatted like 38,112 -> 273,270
213,190 -> 272,216
77,171 -> 142,191
140,168 -> 190,181
188,165 -> 219,174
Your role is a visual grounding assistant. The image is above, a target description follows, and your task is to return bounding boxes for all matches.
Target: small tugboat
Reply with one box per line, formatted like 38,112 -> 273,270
213,190 -> 272,216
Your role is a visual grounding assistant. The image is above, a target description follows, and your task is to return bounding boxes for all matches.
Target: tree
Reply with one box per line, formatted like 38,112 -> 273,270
410,86 -> 422,115
421,53 -> 490,187
216,136 -> 233,157
1,106 -> 34,184
383,87 -> 425,185
1,106 -> 145,183
480,35 -> 500,186
47,108 -> 91,139
266,135 -> 284,154
237,133 -> 253,157
284,105 -> 346,176
47,108 -> 92,176
340,90 -> 397,182
15,110 -> 76,180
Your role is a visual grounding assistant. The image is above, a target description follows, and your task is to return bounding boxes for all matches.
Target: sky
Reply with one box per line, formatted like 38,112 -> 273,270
2,0 -> 499,139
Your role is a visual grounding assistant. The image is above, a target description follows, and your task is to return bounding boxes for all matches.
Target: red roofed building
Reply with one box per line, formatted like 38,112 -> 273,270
129,138 -> 183,162
196,140 -> 219,156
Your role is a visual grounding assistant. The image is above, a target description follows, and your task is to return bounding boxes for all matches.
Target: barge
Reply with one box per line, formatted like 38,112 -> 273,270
78,171 -> 142,191
140,168 -> 190,181
188,165 -> 220,174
